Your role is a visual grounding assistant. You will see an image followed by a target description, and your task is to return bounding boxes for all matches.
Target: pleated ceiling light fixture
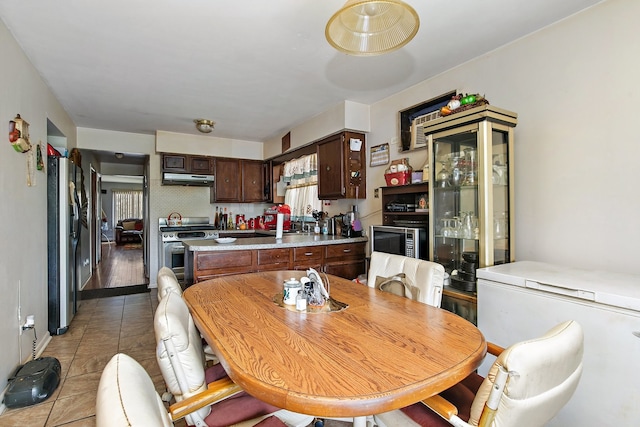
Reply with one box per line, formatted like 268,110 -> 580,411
194,119 -> 215,133
325,0 -> 419,56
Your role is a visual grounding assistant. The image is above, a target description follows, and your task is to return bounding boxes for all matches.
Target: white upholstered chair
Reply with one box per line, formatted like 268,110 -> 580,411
157,266 -> 183,301
374,320 -> 584,427
96,353 -> 289,427
157,266 -> 219,363
154,291 -> 313,427
367,251 -> 445,307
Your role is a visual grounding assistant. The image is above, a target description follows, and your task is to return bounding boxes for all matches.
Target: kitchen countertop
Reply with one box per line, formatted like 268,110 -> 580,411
184,233 -> 367,251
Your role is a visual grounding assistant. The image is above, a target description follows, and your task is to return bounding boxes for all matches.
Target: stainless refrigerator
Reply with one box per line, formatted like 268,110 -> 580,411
47,156 -> 81,335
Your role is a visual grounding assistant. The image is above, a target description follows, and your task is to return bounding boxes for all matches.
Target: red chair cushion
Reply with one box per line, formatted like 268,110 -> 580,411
197,363 -> 281,427
203,393 -> 280,427
400,373 -> 484,426
205,363 -> 228,383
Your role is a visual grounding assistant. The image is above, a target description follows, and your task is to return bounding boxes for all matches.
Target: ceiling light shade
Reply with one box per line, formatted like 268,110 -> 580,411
194,119 -> 215,133
326,0 -> 419,56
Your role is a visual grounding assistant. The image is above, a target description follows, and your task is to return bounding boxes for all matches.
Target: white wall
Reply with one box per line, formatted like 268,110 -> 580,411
156,131 -> 264,160
360,0 -> 639,273
263,100 -> 371,158
0,18 -> 77,396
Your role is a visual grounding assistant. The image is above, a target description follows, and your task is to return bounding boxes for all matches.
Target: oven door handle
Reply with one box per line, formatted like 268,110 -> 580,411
171,245 -> 185,252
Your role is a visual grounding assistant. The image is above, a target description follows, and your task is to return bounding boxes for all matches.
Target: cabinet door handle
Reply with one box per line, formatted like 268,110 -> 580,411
326,166 -> 331,171
343,249 -> 351,253
304,252 -> 313,256
225,178 -> 230,183
252,180 -> 256,184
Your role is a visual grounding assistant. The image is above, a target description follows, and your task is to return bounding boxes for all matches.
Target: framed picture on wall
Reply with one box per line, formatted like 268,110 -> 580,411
370,143 -> 390,167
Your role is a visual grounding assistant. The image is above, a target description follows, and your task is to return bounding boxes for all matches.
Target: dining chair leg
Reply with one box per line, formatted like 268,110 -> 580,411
353,416 -> 367,427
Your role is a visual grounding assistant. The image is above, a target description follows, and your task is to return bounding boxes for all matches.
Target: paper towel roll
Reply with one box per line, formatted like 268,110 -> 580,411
276,213 -> 284,239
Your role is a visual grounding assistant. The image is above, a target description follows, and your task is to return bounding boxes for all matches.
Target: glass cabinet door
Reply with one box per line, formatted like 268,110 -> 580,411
426,106 -> 516,293
430,124 -> 480,290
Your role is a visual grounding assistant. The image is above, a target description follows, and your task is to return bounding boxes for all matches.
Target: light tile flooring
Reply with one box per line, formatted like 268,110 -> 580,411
0,290 -> 161,427
0,290 -> 352,427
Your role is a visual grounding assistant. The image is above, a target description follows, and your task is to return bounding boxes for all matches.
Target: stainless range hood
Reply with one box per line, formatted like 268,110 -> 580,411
162,172 -> 214,186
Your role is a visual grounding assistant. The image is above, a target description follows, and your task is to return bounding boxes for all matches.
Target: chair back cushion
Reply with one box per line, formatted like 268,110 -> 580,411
469,320 -> 584,426
96,353 -> 173,427
367,252 -> 444,307
157,266 -> 182,302
154,291 -> 207,400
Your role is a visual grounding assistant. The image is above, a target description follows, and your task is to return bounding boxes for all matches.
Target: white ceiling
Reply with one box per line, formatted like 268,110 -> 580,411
1,0 -> 602,143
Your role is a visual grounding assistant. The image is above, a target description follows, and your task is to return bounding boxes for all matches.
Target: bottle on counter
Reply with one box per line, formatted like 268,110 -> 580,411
214,206 -> 220,229
228,211 -> 234,229
314,221 -> 320,235
222,207 -> 228,230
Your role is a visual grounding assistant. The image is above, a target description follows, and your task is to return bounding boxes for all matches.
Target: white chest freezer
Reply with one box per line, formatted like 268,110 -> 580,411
477,261 -> 640,426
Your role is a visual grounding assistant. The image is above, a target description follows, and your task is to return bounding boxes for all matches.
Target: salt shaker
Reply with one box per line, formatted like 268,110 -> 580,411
296,290 -> 307,311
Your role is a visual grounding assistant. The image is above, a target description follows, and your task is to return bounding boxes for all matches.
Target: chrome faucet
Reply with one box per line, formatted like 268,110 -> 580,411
302,223 -> 312,233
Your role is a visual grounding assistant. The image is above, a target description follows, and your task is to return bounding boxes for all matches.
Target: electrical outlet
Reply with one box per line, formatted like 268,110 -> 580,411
21,314 -> 35,334
374,188 -> 379,198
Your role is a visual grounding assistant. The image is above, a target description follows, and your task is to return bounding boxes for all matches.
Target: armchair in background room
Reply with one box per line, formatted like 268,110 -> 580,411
367,251 -> 445,307
115,218 -> 143,245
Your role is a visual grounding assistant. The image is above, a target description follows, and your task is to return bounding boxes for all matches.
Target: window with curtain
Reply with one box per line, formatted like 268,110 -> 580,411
112,190 -> 143,224
282,154 -> 322,222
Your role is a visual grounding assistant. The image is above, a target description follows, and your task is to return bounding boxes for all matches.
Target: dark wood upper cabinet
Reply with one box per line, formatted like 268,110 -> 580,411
162,153 -> 214,186
163,154 -> 188,172
190,156 -> 213,174
213,158 -> 241,202
317,131 -> 366,199
242,160 -> 265,202
212,158 -> 270,203
162,153 -> 213,174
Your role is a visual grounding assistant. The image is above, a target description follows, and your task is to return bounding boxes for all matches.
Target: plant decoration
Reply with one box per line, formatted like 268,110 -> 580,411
439,93 -> 489,116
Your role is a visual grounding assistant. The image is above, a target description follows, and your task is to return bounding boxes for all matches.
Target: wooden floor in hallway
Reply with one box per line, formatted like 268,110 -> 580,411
82,242 -> 148,290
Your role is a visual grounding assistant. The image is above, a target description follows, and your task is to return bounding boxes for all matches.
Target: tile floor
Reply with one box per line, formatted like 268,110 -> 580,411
0,291 -> 352,427
0,290 -> 161,427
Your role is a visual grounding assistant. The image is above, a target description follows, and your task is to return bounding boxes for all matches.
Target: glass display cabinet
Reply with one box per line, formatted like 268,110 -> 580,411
425,105 -> 517,294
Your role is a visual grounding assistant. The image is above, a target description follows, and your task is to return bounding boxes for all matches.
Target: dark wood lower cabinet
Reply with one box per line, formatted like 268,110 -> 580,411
187,241 -> 366,284
323,242 -> 367,280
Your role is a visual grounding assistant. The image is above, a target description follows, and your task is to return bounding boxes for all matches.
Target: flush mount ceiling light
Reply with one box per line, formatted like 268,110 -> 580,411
326,0 -> 419,56
194,119 -> 215,133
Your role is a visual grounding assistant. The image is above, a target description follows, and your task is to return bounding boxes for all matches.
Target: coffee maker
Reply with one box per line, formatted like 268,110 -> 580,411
341,205 -> 362,238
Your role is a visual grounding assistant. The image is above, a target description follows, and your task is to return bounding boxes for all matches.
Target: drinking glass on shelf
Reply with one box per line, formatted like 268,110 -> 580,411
494,212 -> 508,239
449,155 -> 463,187
461,212 -> 477,239
441,218 -> 453,237
463,149 -> 477,185
436,159 -> 451,188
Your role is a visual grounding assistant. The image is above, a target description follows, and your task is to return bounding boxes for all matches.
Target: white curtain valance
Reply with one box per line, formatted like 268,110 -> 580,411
282,153 -> 317,185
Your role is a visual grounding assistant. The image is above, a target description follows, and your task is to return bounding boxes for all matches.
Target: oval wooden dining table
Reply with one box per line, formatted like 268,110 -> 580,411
183,271 -> 486,426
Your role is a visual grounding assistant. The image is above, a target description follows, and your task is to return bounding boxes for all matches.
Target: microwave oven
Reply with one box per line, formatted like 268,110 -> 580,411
370,225 -> 428,260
